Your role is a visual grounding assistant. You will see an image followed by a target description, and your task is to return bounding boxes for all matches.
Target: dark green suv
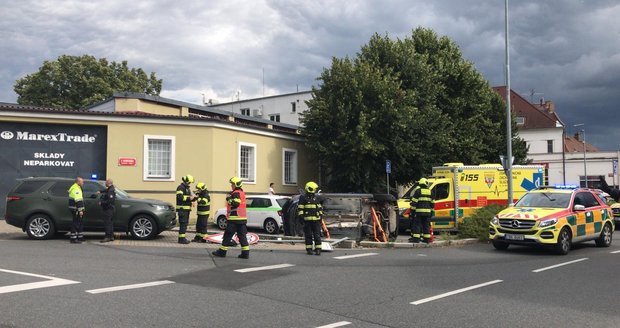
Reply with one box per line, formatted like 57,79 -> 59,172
4,177 -> 176,240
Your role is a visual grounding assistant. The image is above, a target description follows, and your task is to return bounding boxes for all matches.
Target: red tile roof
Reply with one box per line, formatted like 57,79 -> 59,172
492,86 -> 560,129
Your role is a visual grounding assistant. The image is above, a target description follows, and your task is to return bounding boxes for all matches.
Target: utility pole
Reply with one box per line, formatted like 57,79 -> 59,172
505,0 -> 513,204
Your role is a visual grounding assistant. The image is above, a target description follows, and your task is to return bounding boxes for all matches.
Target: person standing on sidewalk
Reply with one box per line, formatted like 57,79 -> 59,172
192,182 -> 210,243
410,178 -> 434,243
176,174 -> 197,244
68,177 -> 85,244
212,177 -> 249,259
99,179 -> 116,243
298,181 -> 323,255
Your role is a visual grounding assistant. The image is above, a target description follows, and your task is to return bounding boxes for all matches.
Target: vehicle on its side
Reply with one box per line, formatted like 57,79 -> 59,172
5,177 -> 177,240
214,195 -> 289,234
489,185 -> 614,255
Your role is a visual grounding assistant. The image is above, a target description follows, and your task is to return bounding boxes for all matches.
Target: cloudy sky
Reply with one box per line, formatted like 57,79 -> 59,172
1,0 -> 619,149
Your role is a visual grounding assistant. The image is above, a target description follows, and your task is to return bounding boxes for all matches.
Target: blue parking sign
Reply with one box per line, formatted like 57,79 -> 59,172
386,160 -> 391,174
614,160 -> 617,175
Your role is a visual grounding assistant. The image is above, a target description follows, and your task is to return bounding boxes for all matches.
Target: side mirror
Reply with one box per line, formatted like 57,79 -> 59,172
573,204 -> 586,211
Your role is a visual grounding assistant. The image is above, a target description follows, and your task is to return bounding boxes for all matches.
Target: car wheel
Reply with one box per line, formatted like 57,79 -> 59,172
130,215 -> 157,240
492,240 -> 509,250
26,214 -> 55,240
264,218 -> 279,234
595,223 -> 613,247
216,215 -> 227,230
555,227 -> 572,255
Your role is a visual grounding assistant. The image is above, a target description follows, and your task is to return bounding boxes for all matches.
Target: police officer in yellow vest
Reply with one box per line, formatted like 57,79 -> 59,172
68,176 -> 85,244
298,181 -> 323,255
176,174 -> 197,244
410,178 -> 434,243
192,182 -> 210,243
212,177 -> 250,259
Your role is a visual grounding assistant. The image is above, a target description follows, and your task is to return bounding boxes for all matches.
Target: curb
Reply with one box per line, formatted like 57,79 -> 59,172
359,238 -> 480,248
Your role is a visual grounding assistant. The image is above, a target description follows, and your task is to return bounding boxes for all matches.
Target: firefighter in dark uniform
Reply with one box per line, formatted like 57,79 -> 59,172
192,182 -> 210,243
410,178 -> 434,243
176,174 -> 197,244
68,177 -> 85,244
408,183 -> 421,243
298,181 -> 323,255
212,177 -> 250,259
99,179 -> 116,243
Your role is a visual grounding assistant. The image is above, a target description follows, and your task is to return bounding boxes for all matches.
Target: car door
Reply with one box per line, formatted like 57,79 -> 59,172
45,180 -> 74,230
245,197 -> 258,228
572,191 -> 602,239
81,181 -> 104,230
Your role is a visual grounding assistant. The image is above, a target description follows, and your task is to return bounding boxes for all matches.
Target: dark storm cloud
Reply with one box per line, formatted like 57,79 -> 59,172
1,0 -> 619,149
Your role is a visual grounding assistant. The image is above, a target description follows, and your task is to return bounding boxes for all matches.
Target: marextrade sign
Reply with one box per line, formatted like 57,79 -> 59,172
0,121 -> 108,214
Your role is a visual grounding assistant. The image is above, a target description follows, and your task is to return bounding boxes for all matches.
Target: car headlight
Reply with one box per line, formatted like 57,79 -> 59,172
150,204 -> 169,211
491,216 -> 499,225
539,218 -> 558,228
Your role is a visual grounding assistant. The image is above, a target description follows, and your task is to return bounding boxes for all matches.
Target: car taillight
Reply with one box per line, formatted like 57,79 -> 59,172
6,196 -> 21,202
278,210 -> 283,217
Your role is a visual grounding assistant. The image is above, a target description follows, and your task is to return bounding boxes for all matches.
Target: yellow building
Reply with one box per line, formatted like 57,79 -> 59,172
0,93 -> 317,219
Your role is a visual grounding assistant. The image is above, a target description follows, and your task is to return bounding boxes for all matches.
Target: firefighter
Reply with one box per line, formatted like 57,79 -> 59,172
410,178 -> 434,243
212,177 -> 249,259
298,181 -> 323,255
408,183 -> 421,243
176,174 -> 197,244
193,182 -> 210,243
68,176 -> 85,244
99,179 -> 116,243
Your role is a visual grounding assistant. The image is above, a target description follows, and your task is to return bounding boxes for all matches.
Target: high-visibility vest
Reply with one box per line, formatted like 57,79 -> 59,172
68,183 -> 84,212
226,188 -> 247,220
176,183 -> 193,211
411,186 -> 434,216
196,191 -> 210,216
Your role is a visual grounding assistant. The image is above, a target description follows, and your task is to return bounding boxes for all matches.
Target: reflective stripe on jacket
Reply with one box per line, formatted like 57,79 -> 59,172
297,194 -> 323,221
68,183 -> 84,211
226,188 -> 247,220
411,186 -> 434,216
196,191 -> 210,216
176,183 -> 193,211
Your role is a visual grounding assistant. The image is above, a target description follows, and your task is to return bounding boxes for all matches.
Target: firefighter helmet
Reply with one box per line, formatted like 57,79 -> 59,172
196,182 -> 207,191
182,174 -> 195,184
418,178 -> 428,186
229,176 -> 243,188
305,181 -> 319,193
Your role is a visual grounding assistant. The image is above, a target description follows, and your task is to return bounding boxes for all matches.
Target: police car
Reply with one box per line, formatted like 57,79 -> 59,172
214,195 -> 289,234
489,185 -> 614,255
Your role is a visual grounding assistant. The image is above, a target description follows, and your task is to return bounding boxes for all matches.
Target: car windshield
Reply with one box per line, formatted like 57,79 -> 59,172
514,192 -> 572,208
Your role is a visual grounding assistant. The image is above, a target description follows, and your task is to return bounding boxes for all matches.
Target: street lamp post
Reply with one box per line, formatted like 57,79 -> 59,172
574,124 -> 587,187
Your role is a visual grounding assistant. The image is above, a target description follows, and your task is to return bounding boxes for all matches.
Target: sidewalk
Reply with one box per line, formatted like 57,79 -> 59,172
0,218 -> 479,249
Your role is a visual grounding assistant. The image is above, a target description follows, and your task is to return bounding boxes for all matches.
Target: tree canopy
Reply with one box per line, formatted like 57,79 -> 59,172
14,54 -> 162,109
301,27 -> 527,192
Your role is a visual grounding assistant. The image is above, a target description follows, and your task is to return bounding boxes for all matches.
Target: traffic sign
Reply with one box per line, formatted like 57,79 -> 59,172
613,159 -> 617,175
386,160 -> 391,174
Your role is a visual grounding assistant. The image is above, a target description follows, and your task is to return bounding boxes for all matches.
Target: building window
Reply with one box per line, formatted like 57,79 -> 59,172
547,140 -> 553,153
516,116 -> 525,125
291,102 -> 296,113
283,148 -> 298,185
239,142 -> 256,183
144,135 -> 175,181
241,108 -> 250,116
269,114 -> 280,122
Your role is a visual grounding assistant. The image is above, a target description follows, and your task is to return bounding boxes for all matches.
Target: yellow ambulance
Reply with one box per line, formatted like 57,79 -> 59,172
398,163 -> 545,231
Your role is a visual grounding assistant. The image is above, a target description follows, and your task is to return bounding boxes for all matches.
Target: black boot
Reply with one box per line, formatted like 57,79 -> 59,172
212,249 -> 226,257
238,250 -> 250,259
100,236 -> 113,243
306,249 -> 314,255
70,238 -> 82,244
178,237 -> 190,244
192,236 -> 206,243
315,249 -> 321,256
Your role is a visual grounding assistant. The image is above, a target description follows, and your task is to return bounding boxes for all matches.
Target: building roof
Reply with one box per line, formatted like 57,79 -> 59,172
564,134 -> 599,152
492,86 -> 562,129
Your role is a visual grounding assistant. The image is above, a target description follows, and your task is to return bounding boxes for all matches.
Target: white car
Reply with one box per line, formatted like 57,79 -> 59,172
214,195 -> 289,234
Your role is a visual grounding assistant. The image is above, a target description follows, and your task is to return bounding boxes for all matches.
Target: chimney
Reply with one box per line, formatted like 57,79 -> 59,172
574,132 -> 581,141
544,100 -> 555,113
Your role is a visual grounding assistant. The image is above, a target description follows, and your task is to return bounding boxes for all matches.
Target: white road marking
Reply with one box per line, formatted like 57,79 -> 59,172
333,253 -> 378,260
0,268 -> 80,294
85,280 -> 175,294
611,250 -> 620,254
410,280 -> 503,305
532,258 -> 589,273
234,264 -> 295,273
316,321 -> 352,328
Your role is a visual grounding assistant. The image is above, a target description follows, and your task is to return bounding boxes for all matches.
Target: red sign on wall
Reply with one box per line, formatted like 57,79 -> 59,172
118,157 -> 137,166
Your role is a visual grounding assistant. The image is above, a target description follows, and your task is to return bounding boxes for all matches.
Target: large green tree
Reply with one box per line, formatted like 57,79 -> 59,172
14,54 -> 162,109
302,27 -> 527,192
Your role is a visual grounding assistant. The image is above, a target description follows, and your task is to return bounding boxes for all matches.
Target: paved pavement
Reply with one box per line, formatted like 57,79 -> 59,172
0,218 -> 479,249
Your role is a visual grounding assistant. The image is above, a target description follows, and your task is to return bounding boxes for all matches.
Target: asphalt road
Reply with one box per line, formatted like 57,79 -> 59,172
1,225 -> 619,328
